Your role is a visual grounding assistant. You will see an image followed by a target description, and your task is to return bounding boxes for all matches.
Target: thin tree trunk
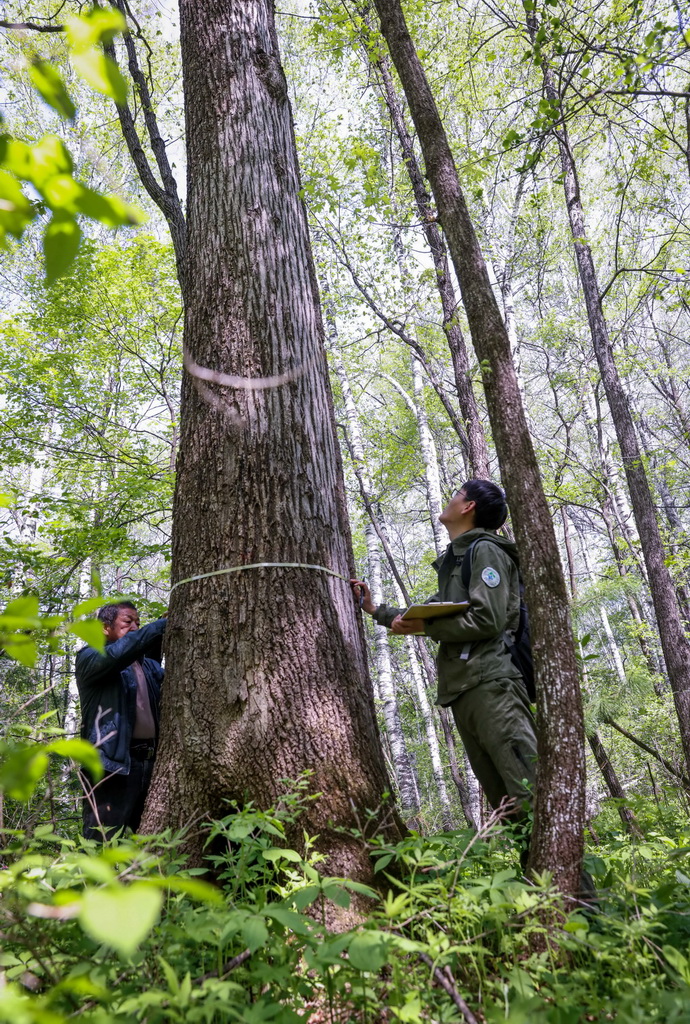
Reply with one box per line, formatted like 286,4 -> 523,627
575,390 -> 666,682
372,0 -> 586,894
144,0 -> 404,883
380,366 -> 445,557
563,507 -> 642,836
532,18 -> 690,775
327,314 -> 421,817
587,730 -> 642,838
105,0 -> 186,288
411,357 -> 447,556
578,536 -> 627,686
404,637 -> 453,827
330,233 -> 471,450
370,47 -> 490,477
637,421 -> 690,626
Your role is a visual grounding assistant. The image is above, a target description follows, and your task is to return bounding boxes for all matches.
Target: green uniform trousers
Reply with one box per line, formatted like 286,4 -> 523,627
450,676 -> 537,815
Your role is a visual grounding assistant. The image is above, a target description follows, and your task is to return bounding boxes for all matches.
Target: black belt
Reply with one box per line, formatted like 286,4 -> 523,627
130,741 -> 156,760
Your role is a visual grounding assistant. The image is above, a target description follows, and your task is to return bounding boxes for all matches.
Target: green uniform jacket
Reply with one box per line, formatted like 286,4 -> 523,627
373,528 -> 522,705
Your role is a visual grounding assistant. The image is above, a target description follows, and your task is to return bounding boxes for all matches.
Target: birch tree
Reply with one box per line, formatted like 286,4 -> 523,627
525,6 -> 690,775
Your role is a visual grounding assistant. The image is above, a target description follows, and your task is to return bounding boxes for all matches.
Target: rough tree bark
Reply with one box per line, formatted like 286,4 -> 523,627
143,0 -> 404,879
531,16 -> 690,775
372,0 -> 587,894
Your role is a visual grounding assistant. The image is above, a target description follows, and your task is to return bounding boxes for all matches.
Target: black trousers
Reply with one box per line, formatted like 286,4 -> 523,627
82,753 -> 155,842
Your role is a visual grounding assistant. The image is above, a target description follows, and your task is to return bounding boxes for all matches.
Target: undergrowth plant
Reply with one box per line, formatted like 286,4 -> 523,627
1,758 -> 690,1022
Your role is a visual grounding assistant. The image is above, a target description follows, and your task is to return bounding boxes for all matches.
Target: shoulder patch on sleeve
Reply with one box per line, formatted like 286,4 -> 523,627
481,566 -> 501,588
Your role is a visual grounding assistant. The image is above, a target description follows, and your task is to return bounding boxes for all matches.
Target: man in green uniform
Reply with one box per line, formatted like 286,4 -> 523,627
352,479 -> 537,822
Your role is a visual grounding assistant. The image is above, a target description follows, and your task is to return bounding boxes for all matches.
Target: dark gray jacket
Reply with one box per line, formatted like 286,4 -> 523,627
75,619 -> 166,775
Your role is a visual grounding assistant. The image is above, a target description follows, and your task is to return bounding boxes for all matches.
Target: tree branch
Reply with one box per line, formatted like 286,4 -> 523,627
321,223 -> 470,448
0,20 -> 64,32
604,717 -> 690,791
103,2 -> 186,286
418,953 -> 480,1024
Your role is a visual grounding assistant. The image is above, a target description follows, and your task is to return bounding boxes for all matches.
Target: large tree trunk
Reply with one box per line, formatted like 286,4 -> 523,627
143,0 -> 404,879
532,20 -> 690,775
372,0 -> 586,895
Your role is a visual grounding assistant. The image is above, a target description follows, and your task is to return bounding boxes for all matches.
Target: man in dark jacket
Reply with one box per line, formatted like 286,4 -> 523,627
352,479 -> 537,821
75,601 -> 166,840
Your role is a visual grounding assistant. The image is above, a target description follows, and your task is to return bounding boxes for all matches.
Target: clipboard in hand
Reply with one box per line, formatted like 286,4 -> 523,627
400,602 -> 469,633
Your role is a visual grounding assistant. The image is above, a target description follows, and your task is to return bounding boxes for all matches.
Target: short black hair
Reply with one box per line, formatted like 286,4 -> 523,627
461,479 -> 507,530
97,601 -> 138,628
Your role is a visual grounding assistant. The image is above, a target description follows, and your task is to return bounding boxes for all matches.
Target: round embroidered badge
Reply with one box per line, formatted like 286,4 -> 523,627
481,566 -> 501,588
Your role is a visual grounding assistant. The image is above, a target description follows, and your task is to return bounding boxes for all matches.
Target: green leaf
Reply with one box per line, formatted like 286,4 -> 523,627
79,883 -> 163,957
0,136 -> 33,179
41,175 -> 144,227
391,994 -> 423,1022
68,618 -> 105,651
158,955 -> 180,995
2,636 -> 38,667
71,50 -> 128,105
342,880 -> 379,899
0,169 -> 35,242
73,186 -> 143,227
0,746 -> 50,799
0,492 -> 15,507
66,8 -> 127,50
2,594 -> 40,621
179,972 -> 192,1007
72,597 -> 106,617
347,930 -> 390,973
291,884 -> 320,910
70,855 -> 116,885
663,945 -> 690,985
264,905 -> 314,935
242,915 -> 269,952
322,883 -> 351,909
28,59 -> 77,121
143,875 -> 223,904
4,134 -> 74,188
44,213 -> 82,283
45,738 -> 103,781
261,847 -> 303,863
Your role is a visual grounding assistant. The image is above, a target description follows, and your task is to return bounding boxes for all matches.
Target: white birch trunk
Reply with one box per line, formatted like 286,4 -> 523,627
327,321 -> 421,816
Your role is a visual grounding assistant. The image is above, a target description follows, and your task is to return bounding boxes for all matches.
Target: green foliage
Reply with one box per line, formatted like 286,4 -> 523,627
0,7 -> 143,279
0,591 -> 146,668
2,780 -> 690,1022
65,8 -> 129,106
